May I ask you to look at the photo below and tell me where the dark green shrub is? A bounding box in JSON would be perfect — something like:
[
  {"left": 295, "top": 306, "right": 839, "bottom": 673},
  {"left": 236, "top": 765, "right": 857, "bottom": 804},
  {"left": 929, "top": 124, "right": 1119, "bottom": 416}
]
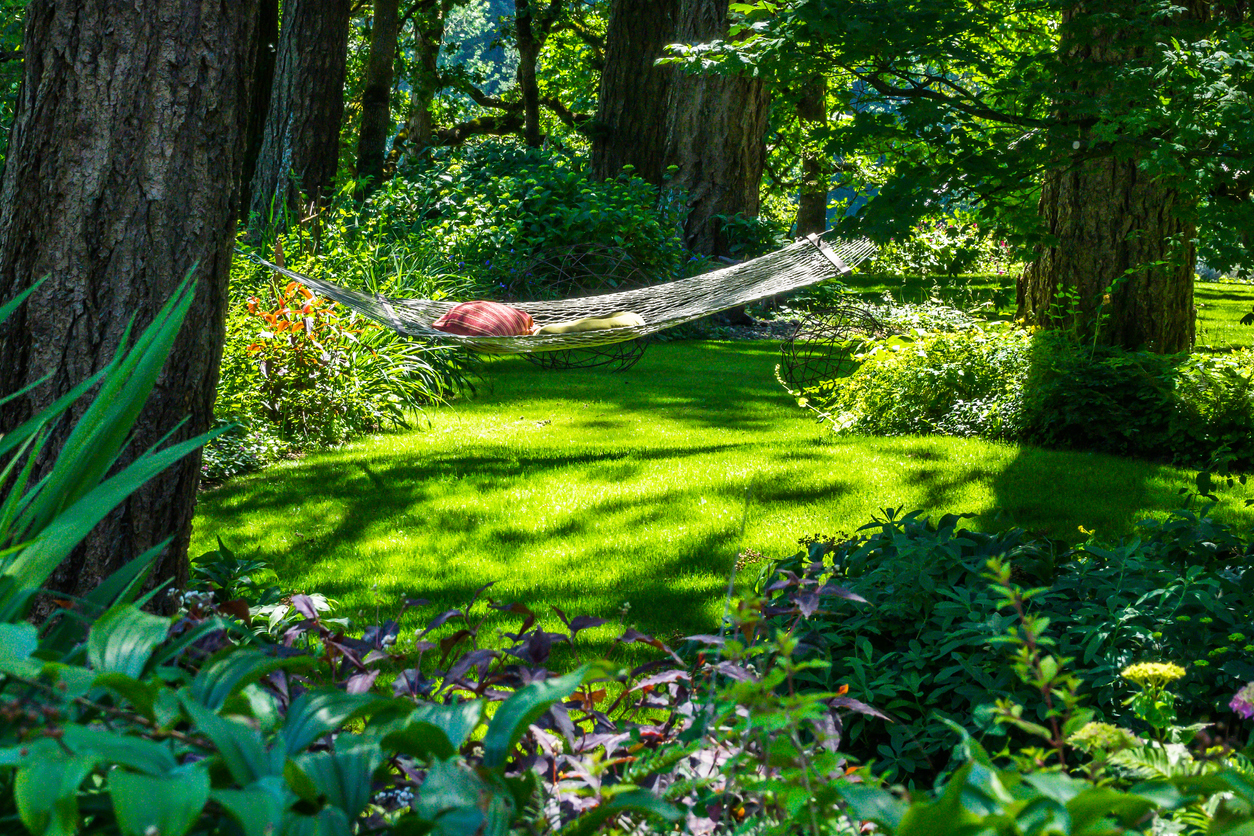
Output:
[
  {"left": 759, "top": 508, "right": 1254, "bottom": 784},
  {"left": 810, "top": 323, "right": 1254, "bottom": 469}
]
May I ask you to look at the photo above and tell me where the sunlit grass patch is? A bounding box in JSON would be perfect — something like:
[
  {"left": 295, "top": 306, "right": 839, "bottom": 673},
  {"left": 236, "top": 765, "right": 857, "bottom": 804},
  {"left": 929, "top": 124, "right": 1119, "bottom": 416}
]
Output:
[{"left": 192, "top": 340, "right": 1253, "bottom": 657}]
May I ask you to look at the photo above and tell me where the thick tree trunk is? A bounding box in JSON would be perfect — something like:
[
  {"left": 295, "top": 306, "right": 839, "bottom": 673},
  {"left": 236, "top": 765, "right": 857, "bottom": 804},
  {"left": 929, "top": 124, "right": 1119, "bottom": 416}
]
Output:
[
  {"left": 241, "top": 0, "right": 280, "bottom": 199},
  {"left": 1018, "top": 157, "right": 1196, "bottom": 352},
  {"left": 664, "top": 0, "right": 770, "bottom": 257},
  {"left": 1018, "top": 3, "right": 1204, "bottom": 353},
  {"left": 248, "top": 0, "right": 350, "bottom": 228},
  {"left": 0, "top": 0, "right": 258, "bottom": 612},
  {"left": 794, "top": 75, "right": 828, "bottom": 236},
  {"left": 403, "top": 1, "right": 449, "bottom": 156},
  {"left": 515, "top": 0, "right": 543, "bottom": 148},
  {"left": 589, "top": 0, "right": 679, "bottom": 184},
  {"left": 356, "top": 0, "right": 401, "bottom": 193}
]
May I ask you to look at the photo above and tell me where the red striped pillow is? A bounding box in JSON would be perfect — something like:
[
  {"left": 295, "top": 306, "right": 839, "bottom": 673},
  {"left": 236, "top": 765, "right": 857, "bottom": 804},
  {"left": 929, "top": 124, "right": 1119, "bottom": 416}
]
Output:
[{"left": 431, "top": 301, "right": 537, "bottom": 337}]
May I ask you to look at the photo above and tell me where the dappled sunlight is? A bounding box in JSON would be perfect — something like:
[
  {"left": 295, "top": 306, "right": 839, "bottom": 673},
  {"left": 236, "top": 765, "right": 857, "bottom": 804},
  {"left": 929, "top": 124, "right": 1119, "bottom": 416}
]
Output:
[{"left": 193, "top": 341, "right": 1254, "bottom": 645}]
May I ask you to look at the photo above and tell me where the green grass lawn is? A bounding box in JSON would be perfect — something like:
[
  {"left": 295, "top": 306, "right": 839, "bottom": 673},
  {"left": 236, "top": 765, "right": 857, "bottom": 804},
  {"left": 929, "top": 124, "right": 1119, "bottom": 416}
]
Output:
[
  {"left": 1197, "top": 280, "right": 1254, "bottom": 351},
  {"left": 191, "top": 339, "right": 1254, "bottom": 653}
]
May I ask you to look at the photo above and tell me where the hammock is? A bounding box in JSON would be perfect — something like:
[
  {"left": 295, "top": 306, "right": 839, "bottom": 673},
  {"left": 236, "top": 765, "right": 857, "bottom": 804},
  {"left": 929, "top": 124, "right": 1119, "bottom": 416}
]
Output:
[{"left": 236, "top": 234, "right": 877, "bottom": 354}]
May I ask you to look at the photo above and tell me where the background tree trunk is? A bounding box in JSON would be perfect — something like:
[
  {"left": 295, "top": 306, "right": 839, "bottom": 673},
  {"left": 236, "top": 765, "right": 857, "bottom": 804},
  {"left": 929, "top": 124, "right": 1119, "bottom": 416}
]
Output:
[
  {"left": 1018, "top": 3, "right": 1204, "bottom": 352},
  {"left": 515, "top": 0, "right": 543, "bottom": 147},
  {"left": 356, "top": 0, "right": 401, "bottom": 194},
  {"left": 403, "top": 0, "right": 451, "bottom": 156},
  {"left": 794, "top": 75, "right": 828, "bottom": 236},
  {"left": 248, "top": 0, "right": 351, "bottom": 228},
  {"left": 590, "top": 0, "right": 679, "bottom": 184},
  {"left": 1018, "top": 157, "right": 1196, "bottom": 352},
  {"left": 0, "top": 0, "right": 258, "bottom": 613},
  {"left": 664, "top": 0, "right": 770, "bottom": 257},
  {"left": 241, "top": 0, "right": 279, "bottom": 202}
]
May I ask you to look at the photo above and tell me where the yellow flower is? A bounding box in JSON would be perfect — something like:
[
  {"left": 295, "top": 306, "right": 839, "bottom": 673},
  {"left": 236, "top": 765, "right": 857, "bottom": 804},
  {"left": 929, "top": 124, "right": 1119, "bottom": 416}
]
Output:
[
  {"left": 1121, "top": 662, "right": 1186, "bottom": 687},
  {"left": 1067, "top": 722, "right": 1142, "bottom": 754}
]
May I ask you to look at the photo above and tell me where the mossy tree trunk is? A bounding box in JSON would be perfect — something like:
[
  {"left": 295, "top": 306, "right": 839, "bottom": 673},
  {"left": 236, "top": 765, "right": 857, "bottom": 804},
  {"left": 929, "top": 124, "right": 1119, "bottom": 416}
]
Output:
[
  {"left": 794, "top": 74, "right": 828, "bottom": 237},
  {"left": 0, "top": 0, "right": 259, "bottom": 613}
]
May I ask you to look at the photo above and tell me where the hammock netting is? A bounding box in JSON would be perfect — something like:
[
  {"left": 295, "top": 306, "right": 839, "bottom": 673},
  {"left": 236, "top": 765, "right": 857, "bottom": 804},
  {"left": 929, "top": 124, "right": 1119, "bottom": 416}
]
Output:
[{"left": 237, "top": 234, "right": 877, "bottom": 355}]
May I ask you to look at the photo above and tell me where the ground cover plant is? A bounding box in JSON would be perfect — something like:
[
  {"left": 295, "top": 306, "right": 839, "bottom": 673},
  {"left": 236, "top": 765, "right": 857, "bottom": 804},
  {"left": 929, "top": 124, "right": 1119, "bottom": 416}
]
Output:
[{"left": 190, "top": 339, "right": 1254, "bottom": 654}]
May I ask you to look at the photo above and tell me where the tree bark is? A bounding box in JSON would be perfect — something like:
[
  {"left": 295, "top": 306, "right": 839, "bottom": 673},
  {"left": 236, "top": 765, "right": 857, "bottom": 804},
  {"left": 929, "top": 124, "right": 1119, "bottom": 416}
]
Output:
[
  {"left": 589, "top": 0, "right": 679, "bottom": 184},
  {"left": 248, "top": 0, "right": 351, "bottom": 228},
  {"left": 241, "top": 0, "right": 279, "bottom": 198},
  {"left": 794, "top": 75, "right": 828, "bottom": 236},
  {"left": 1018, "top": 3, "right": 1205, "bottom": 352},
  {"left": 0, "top": 0, "right": 258, "bottom": 612},
  {"left": 515, "top": 0, "right": 543, "bottom": 147},
  {"left": 1018, "top": 156, "right": 1196, "bottom": 352},
  {"left": 356, "top": 0, "right": 401, "bottom": 193},
  {"left": 403, "top": 0, "right": 451, "bottom": 156},
  {"left": 664, "top": 0, "right": 770, "bottom": 257}
]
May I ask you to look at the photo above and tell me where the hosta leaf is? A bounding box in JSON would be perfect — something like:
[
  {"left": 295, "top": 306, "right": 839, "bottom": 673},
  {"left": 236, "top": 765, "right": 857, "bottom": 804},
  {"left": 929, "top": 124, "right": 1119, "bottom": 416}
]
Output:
[
  {"left": 87, "top": 604, "right": 170, "bottom": 679},
  {"left": 211, "top": 776, "right": 288, "bottom": 836},
  {"left": 110, "top": 765, "right": 209, "bottom": 836},
  {"left": 191, "top": 647, "right": 307, "bottom": 712},
  {"left": 14, "top": 755, "right": 94, "bottom": 836},
  {"left": 280, "top": 690, "right": 379, "bottom": 755},
  {"left": 0, "top": 622, "right": 39, "bottom": 677}
]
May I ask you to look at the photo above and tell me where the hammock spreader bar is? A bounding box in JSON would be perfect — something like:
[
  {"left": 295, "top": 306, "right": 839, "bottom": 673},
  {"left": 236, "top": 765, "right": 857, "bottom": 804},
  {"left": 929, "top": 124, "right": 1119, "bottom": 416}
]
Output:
[{"left": 236, "top": 234, "right": 877, "bottom": 355}]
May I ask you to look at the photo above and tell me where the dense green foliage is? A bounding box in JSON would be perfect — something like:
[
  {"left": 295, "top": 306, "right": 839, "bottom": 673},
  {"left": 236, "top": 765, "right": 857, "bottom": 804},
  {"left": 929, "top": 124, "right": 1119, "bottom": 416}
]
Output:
[
  {"left": 808, "top": 323, "right": 1254, "bottom": 469},
  {"left": 761, "top": 506, "right": 1254, "bottom": 784}
]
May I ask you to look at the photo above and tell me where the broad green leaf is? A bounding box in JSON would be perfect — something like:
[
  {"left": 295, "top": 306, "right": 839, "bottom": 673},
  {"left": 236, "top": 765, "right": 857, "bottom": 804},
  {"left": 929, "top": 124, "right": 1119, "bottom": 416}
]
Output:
[
  {"left": 414, "top": 759, "right": 486, "bottom": 817},
  {"left": 111, "top": 765, "right": 209, "bottom": 836},
  {"left": 896, "top": 763, "right": 983, "bottom": 836},
  {"left": 62, "top": 725, "right": 177, "bottom": 775},
  {"left": 180, "top": 691, "right": 279, "bottom": 785},
  {"left": 379, "top": 702, "right": 484, "bottom": 761},
  {"left": 481, "top": 667, "right": 585, "bottom": 769},
  {"left": 283, "top": 807, "right": 353, "bottom": 836},
  {"left": 0, "top": 622, "right": 39, "bottom": 677},
  {"left": 14, "top": 755, "right": 94, "bottom": 836},
  {"left": 560, "top": 789, "right": 680, "bottom": 836},
  {"left": 280, "top": 690, "right": 379, "bottom": 754},
  {"left": 1065, "top": 786, "right": 1158, "bottom": 833},
  {"left": 834, "top": 783, "right": 908, "bottom": 831},
  {"left": 92, "top": 673, "right": 160, "bottom": 721},
  {"left": 87, "top": 603, "right": 170, "bottom": 678},
  {"left": 191, "top": 647, "right": 307, "bottom": 712},
  {"left": 294, "top": 741, "right": 383, "bottom": 821},
  {"left": 211, "top": 777, "right": 288, "bottom": 836}
]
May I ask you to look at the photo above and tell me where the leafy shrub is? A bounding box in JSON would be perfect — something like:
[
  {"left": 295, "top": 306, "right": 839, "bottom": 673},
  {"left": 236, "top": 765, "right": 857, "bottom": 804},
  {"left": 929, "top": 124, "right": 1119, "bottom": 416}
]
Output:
[
  {"left": 812, "top": 325, "right": 1032, "bottom": 441},
  {"left": 867, "top": 215, "right": 1020, "bottom": 278},
  {"left": 214, "top": 276, "right": 466, "bottom": 453},
  {"left": 401, "top": 141, "right": 690, "bottom": 289},
  {"left": 755, "top": 507, "right": 1254, "bottom": 784},
  {"left": 809, "top": 322, "right": 1254, "bottom": 469}
]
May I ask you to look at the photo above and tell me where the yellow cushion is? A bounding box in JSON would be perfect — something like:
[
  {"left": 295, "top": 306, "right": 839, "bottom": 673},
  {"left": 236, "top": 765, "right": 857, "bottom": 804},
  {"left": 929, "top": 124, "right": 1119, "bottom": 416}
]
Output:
[{"left": 536, "top": 311, "right": 645, "bottom": 335}]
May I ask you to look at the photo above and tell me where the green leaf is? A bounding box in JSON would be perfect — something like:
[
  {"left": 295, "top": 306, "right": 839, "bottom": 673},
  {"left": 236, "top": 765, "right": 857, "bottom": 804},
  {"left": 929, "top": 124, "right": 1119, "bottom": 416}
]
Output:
[
  {"left": 1065, "top": 786, "right": 1158, "bottom": 833},
  {"left": 180, "top": 691, "right": 279, "bottom": 785},
  {"left": 14, "top": 755, "right": 94, "bottom": 836},
  {"left": 414, "top": 760, "right": 488, "bottom": 826},
  {"left": 62, "top": 725, "right": 177, "bottom": 775},
  {"left": 111, "top": 765, "right": 209, "bottom": 836},
  {"left": 560, "top": 789, "right": 680, "bottom": 836},
  {"left": 92, "top": 673, "right": 160, "bottom": 721},
  {"left": 835, "top": 782, "right": 908, "bottom": 831},
  {"left": 481, "top": 667, "right": 585, "bottom": 769},
  {"left": 87, "top": 603, "right": 170, "bottom": 678},
  {"left": 280, "top": 690, "right": 379, "bottom": 755},
  {"left": 191, "top": 647, "right": 307, "bottom": 712},
  {"left": 210, "top": 777, "right": 289, "bottom": 836},
  {"left": 380, "top": 702, "right": 484, "bottom": 761},
  {"left": 294, "top": 740, "right": 383, "bottom": 820},
  {"left": 0, "top": 622, "right": 40, "bottom": 677}
]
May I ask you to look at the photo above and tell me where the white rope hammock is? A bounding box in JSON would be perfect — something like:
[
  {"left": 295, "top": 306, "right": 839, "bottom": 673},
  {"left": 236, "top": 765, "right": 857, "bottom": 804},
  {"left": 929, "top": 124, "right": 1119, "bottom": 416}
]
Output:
[{"left": 237, "top": 234, "right": 876, "bottom": 354}]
